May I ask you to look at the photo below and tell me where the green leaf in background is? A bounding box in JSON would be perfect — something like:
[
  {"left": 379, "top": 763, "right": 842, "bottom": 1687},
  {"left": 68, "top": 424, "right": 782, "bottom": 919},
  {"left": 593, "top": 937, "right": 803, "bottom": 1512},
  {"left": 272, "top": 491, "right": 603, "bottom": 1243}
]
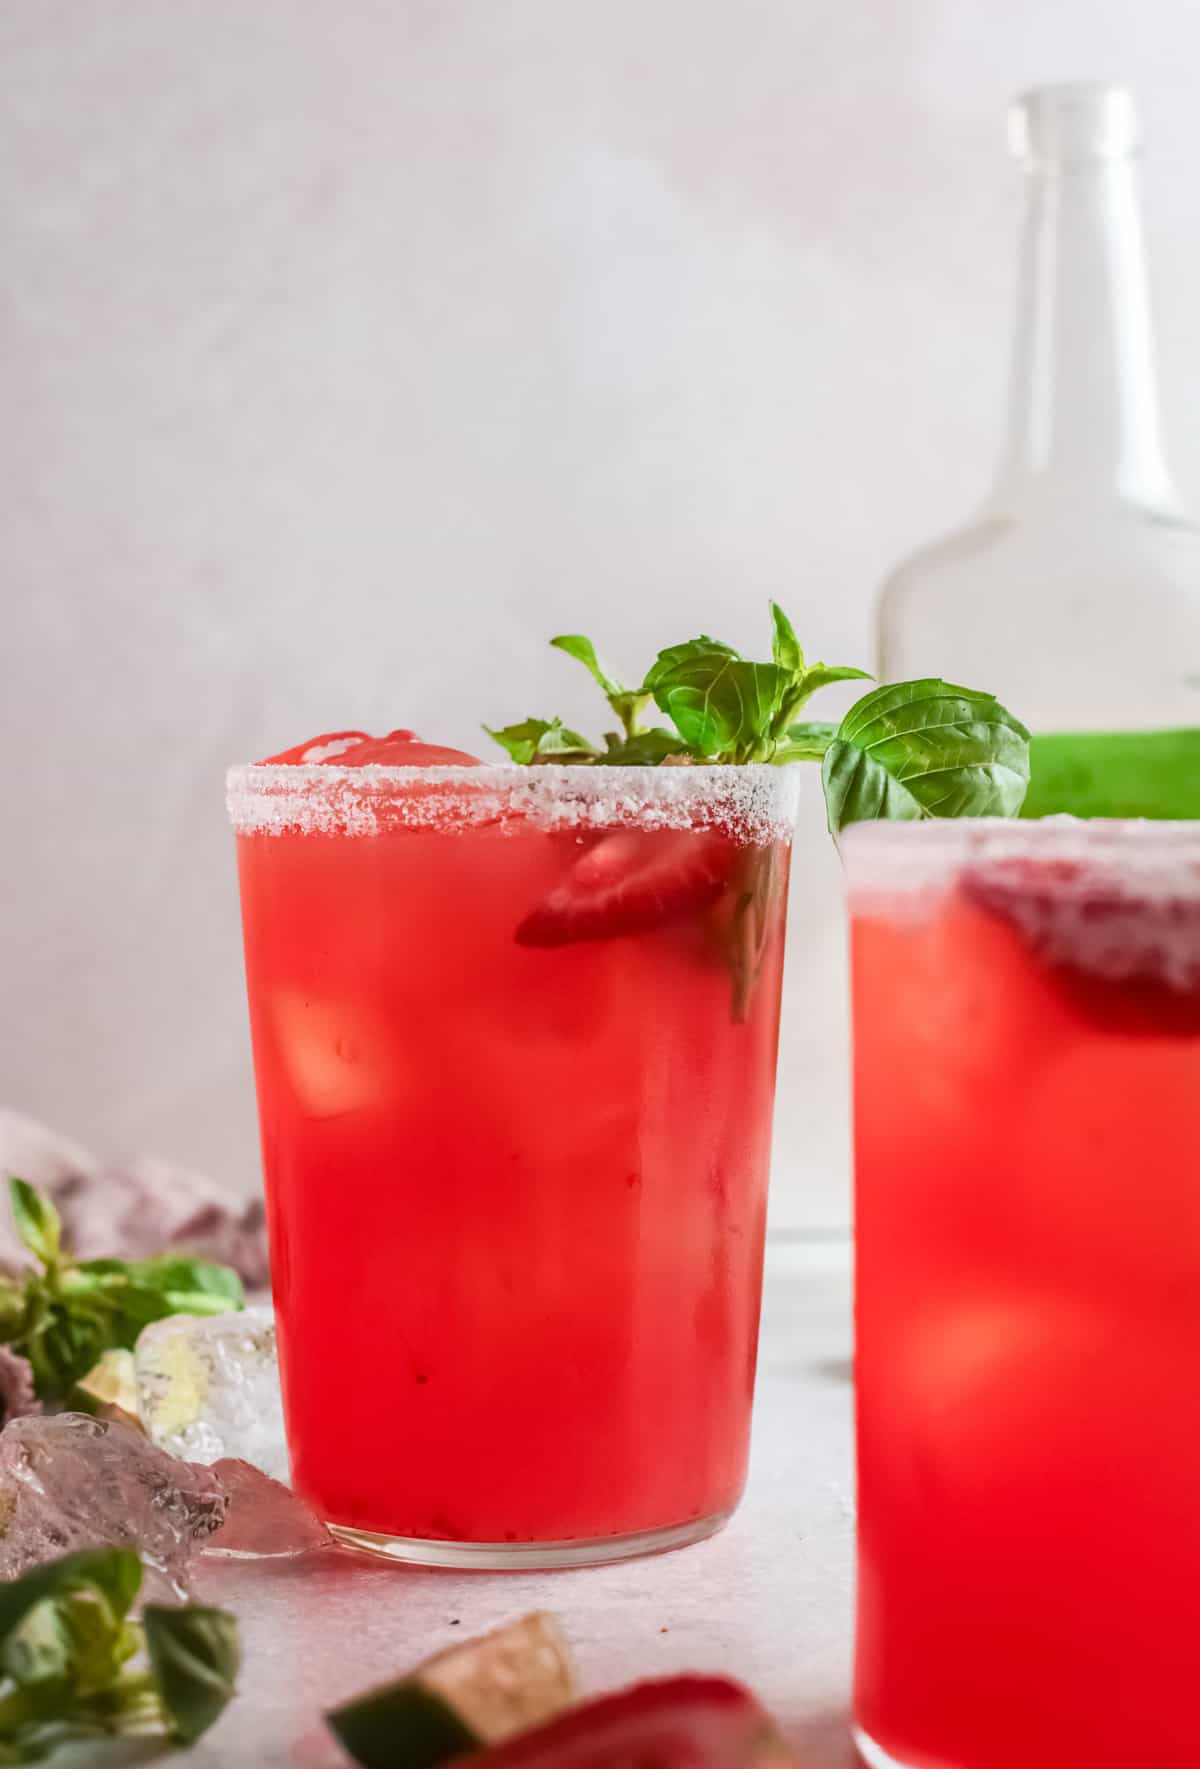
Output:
[
  {"left": 651, "top": 655, "right": 790, "bottom": 761},
  {"left": 143, "top": 1605, "right": 240, "bottom": 1745},
  {"left": 821, "top": 678, "right": 1031, "bottom": 837},
  {"left": 1022, "top": 727, "right": 1200, "bottom": 819},
  {"left": 483, "top": 718, "right": 598, "bottom": 765},
  {"left": 769, "top": 602, "right": 804, "bottom": 675},
  {"left": 7, "top": 1183, "right": 60, "bottom": 1271}
]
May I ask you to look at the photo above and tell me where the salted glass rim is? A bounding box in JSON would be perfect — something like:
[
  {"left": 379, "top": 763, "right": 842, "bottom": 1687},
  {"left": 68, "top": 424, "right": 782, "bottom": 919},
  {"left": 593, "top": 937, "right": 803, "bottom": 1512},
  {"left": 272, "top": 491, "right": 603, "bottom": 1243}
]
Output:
[
  {"left": 841, "top": 815, "right": 1200, "bottom": 900},
  {"left": 842, "top": 814, "right": 1200, "bottom": 855},
  {"left": 227, "top": 759, "right": 790, "bottom": 783},
  {"left": 225, "top": 759, "right": 803, "bottom": 839}
]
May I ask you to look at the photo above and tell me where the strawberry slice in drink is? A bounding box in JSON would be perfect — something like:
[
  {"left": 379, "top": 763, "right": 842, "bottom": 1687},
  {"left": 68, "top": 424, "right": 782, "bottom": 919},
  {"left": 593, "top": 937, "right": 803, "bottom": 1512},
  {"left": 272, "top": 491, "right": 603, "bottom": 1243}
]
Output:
[
  {"left": 447, "top": 1675, "right": 800, "bottom": 1769},
  {"left": 515, "top": 829, "right": 737, "bottom": 947}
]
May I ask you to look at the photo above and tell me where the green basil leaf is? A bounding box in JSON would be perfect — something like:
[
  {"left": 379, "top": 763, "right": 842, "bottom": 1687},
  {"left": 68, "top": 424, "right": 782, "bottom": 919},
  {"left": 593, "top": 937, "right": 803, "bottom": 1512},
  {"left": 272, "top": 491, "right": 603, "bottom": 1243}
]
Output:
[
  {"left": 143, "top": 1605, "right": 240, "bottom": 1745},
  {"left": 24, "top": 1304, "right": 112, "bottom": 1400},
  {"left": 769, "top": 602, "right": 804, "bottom": 674},
  {"left": 607, "top": 689, "right": 654, "bottom": 737},
  {"left": 641, "top": 635, "right": 739, "bottom": 694},
  {"left": 160, "top": 1290, "right": 244, "bottom": 1317},
  {"left": 4, "top": 1587, "right": 138, "bottom": 1697},
  {"left": 531, "top": 724, "right": 598, "bottom": 760},
  {"left": 550, "top": 635, "right": 652, "bottom": 739},
  {"left": 7, "top": 1182, "right": 60, "bottom": 1270},
  {"left": 0, "top": 1278, "right": 28, "bottom": 1343},
  {"left": 792, "top": 663, "right": 873, "bottom": 698},
  {"left": 65, "top": 1279, "right": 229, "bottom": 1351},
  {"left": 19, "top": 1255, "right": 241, "bottom": 1404},
  {"left": 548, "top": 634, "right": 621, "bottom": 697},
  {"left": 774, "top": 664, "right": 874, "bottom": 736},
  {"left": 86, "top": 1257, "right": 243, "bottom": 1310},
  {"left": 774, "top": 721, "right": 838, "bottom": 762},
  {"left": 822, "top": 678, "right": 1031, "bottom": 837},
  {"left": 601, "top": 729, "right": 692, "bottom": 765},
  {"left": 0, "top": 1553, "right": 141, "bottom": 1650},
  {"left": 482, "top": 718, "right": 597, "bottom": 765},
  {"left": 652, "top": 655, "right": 789, "bottom": 759},
  {"left": 0, "top": 1715, "right": 110, "bottom": 1763},
  {"left": 482, "top": 718, "right": 559, "bottom": 763}
]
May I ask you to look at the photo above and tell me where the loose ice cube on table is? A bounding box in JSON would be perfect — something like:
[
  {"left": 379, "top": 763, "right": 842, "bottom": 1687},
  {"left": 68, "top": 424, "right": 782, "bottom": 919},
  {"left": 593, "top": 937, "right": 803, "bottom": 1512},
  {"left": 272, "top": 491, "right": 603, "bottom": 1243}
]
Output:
[
  {"left": 134, "top": 1306, "right": 288, "bottom": 1481},
  {"left": 0, "top": 1413, "right": 227, "bottom": 1599},
  {"left": 208, "top": 1458, "right": 331, "bottom": 1558}
]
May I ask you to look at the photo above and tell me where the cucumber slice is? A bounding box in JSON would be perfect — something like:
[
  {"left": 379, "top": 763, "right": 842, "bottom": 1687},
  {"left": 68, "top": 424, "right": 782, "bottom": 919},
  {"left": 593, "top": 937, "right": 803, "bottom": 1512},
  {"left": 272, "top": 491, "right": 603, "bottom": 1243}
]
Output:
[{"left": 327, "top": 1611, "right": 576, "bottom": 1769}]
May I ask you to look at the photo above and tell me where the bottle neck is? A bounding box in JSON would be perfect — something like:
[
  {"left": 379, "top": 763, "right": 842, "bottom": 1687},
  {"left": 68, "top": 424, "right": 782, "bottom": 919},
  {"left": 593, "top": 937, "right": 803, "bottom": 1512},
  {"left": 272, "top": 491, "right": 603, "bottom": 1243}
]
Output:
[{"left": 994, "top": 153, "right": 1174, "bottom": 511}]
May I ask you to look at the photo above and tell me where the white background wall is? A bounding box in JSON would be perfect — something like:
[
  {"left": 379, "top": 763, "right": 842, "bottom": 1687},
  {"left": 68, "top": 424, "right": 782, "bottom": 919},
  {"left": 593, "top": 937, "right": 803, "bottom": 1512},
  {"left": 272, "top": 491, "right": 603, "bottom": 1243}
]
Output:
[{"left": 4, "top": 1, "right": 1200, "bottom": 1230}]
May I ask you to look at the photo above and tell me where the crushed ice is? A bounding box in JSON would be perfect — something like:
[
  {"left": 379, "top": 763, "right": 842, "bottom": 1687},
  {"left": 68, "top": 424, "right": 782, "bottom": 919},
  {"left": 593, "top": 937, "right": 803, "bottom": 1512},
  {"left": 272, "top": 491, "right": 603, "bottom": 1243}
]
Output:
[{"left": 135, "top": 1306, "right": 288, "bottom": 1481}]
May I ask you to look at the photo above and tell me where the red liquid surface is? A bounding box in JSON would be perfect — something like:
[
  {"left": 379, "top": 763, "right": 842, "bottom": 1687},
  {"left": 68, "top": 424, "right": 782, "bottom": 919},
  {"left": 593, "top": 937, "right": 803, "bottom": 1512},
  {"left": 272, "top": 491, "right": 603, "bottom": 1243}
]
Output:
[
  {"left": 852, "top": 879, "right": 1200, "bottom": 1769},
  {"left": 236, "top": 799, "right": 789, "bottom": 1544}
]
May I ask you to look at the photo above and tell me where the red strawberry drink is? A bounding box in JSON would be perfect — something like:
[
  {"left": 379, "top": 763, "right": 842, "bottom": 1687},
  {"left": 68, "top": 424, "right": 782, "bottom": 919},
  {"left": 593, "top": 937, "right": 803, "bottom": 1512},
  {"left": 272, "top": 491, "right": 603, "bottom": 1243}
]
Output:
[
  {"left": 846, "top": 819, "right": 1200, "bottom": 1769},
  {"left": 228, "top": 732, "right": 799, "bottom": 1566}
]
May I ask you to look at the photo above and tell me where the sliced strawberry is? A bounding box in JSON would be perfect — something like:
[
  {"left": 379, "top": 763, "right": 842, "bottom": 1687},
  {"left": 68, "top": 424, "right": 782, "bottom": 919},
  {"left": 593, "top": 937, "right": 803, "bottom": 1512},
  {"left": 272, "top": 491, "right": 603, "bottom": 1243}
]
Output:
[
  {"left": 262, "top": 729, "right": 480, "bottom": 767},
  {"left": 340, "top": 730, "right": 481, "bottom": 767},
  {"left": 263, "top": 729, "right": 373, "bottom": 764},
  {"left": 962, "top": 855, "right": 1200, "bottom": 1034},
  {"left": 448, "top": 1674, "right": 798, "bottom": 1769},
  {"left": 516, "top": 830, "right": 736, "bottom": 947}
]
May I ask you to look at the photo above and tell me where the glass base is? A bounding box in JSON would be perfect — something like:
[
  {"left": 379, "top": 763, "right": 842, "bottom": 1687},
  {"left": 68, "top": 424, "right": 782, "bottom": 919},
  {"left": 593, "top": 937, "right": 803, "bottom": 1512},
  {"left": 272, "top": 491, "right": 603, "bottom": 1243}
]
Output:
[
  {"left": 327, "top": 1510, "right": 731, "bottom": 1570},
  {"left": 853, "top": 1723, "right": 963, "bottom": 1769}
]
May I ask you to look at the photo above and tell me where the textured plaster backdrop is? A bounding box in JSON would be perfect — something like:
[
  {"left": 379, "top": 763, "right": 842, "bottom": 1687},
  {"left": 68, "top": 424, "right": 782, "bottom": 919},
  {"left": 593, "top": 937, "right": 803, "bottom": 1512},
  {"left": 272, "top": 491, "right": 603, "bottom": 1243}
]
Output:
[{"left": 4, "top": 3, "right": 1200, "bottom": 1229}]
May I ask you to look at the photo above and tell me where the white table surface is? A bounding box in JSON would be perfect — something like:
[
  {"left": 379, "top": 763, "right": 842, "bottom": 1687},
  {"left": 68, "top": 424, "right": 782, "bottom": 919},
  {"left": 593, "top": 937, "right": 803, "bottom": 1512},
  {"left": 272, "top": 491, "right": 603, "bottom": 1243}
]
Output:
[{"left": 103, "top": 1239, "right": 859, "bottom": 1769}]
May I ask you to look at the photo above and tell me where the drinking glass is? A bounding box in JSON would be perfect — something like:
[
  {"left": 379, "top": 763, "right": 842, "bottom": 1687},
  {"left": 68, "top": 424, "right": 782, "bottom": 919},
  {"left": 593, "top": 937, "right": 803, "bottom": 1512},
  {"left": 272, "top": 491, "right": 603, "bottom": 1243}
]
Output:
[
  {"left": 846, "top": 817, "right": 1200, "bottom": 1769},
  {"left": 228, "top": 758, "right": 799, "bottom": 1568}
]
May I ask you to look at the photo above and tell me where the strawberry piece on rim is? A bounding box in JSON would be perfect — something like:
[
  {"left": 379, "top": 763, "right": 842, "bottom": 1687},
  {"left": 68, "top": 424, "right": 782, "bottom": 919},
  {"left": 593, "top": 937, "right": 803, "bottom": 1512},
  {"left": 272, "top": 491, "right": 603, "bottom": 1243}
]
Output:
[
  {"left": 515, "top": 830, "right": 736, "bottom": 947},
  {"left": 262, "top": 729, "right": 480, "bottom": 767}
]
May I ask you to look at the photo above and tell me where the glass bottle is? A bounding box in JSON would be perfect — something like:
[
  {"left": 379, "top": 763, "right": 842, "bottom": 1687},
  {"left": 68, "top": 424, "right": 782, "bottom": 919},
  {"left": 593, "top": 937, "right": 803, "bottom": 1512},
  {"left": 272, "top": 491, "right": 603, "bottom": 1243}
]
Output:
[{"left": 876, "top": 83, "right": 1200, "bottom": 816}]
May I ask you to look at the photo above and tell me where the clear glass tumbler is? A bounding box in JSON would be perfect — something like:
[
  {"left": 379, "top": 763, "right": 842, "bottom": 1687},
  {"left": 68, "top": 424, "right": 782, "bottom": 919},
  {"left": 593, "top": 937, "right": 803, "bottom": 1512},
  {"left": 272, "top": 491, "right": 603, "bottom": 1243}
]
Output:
[
  {"left": 846, "top": 817, "right": 1200, "bottom": 1769},
  {"left": 228, "top": 758, "right": 799, "bottom": 1568}
]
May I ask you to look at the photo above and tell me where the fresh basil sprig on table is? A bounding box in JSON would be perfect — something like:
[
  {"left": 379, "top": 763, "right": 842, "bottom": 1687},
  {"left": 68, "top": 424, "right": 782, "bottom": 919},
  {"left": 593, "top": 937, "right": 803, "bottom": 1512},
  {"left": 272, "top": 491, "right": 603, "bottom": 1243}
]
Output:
[
  {"left": 0, "top": 1180, "right": 244, "bottom": 1408},
  {"left": 0, "top": 1549, "right": 238, "bottom": 1761},
  {"left": 485, "top": 603, "right": 1030, "bottom": 830}
]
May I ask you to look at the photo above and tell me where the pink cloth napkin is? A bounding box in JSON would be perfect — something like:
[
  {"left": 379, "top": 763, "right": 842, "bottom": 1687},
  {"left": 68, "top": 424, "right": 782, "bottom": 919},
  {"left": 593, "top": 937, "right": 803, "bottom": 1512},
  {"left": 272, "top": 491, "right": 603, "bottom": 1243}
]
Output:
[{"left": 0, "top": 1108, "right": 269, "bottom": 1288}]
